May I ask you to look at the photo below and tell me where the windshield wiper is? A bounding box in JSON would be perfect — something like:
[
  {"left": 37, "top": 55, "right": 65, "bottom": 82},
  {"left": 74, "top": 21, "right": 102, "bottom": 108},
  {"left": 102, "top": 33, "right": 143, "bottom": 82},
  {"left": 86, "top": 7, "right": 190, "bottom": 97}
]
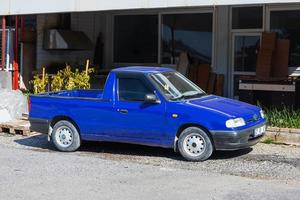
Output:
[
  {"left": 183, "top": 92, "right": 206, "bottom": 99},
  {"left": 170, "top": 95, "right": 185, "bottom": 101}
]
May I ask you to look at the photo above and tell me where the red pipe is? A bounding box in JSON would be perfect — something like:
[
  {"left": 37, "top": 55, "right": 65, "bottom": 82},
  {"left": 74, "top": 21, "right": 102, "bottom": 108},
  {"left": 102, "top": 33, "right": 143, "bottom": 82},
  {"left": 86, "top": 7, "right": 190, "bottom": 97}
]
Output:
[
  {"left": 1, "top": 16, "right": 6, "bottom": 70},
  {"left": 13, "top": 16, "right": 19, "bottom": 90}
]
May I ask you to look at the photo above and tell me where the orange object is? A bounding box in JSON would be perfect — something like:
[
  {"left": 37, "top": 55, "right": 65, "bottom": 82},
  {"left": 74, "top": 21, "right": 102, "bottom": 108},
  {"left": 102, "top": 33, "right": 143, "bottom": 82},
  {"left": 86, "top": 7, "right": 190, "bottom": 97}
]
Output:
[{"left": 12, "top": 61, "right": 19, "bottom": 90}]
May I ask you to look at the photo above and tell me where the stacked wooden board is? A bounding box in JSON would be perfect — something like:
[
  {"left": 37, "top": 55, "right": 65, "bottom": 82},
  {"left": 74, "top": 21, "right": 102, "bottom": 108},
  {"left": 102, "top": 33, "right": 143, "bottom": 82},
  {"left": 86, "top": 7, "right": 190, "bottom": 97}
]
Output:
[{"left": 0, "top": 117, "right": 31, "bottom": 136}]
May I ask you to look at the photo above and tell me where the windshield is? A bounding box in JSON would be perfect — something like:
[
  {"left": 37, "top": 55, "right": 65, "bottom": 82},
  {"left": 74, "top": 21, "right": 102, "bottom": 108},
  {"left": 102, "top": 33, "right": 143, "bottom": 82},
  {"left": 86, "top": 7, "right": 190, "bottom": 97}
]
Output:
[{"left": 150, "top": 71, "right": 206, "bottom": 100}]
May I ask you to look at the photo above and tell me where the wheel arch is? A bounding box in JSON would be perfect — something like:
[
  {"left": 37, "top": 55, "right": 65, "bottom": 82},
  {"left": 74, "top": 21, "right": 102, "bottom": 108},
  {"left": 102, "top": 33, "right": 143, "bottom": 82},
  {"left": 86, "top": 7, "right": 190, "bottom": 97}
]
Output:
[
  {"left": 174, "top": 123, "right": 214, "bottom": 152},
  {"left": 50, "top": 115, "right": 81, "bottom": 135}
]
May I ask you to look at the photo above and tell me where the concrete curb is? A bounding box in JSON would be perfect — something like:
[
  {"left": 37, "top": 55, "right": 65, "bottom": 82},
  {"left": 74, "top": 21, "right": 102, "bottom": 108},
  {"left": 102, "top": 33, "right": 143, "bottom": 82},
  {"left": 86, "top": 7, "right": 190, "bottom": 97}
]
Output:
[{"left": 263, "top": 127, "right": 300, "bottom": 146}]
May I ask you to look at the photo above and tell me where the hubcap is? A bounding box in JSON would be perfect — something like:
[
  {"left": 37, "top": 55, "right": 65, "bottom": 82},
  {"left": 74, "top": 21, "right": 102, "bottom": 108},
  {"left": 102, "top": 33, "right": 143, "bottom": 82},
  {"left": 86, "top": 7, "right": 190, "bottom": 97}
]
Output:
[
  {"left": 183, "top": 134, "right": 206, "bottom": 157},
  {"left": 55, "top": 126, "right": 73, "bottom": 148}
]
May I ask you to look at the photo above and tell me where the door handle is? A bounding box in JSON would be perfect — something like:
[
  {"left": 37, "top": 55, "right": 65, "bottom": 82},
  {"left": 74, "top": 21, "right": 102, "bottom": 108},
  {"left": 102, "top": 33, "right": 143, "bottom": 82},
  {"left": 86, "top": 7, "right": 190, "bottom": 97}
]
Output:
[{"left": 117, "top": 109, "right": 128, "bottom": 114}]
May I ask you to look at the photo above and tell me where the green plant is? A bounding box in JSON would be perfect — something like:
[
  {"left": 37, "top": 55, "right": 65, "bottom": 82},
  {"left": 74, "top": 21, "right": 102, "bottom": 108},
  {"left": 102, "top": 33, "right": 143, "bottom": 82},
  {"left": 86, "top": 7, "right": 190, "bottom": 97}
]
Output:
[
  {"left": 261, "top": 137, "right": 274, "bottom": 144},
  {"left": 51, "top": 64, "right": 94, "bottom": 91},
  {"left": 265, "top": 107, "right": 300, "bottom": 129},
  {"left": 30, "top": 74, "right": 49, "bottom": 94}
]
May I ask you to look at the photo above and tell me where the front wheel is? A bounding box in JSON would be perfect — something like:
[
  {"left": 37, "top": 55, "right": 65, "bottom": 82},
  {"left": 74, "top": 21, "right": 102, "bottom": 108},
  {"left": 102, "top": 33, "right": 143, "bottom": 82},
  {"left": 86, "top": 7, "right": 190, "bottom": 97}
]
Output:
[
  {"left": 51, "top": 120, "right": 81, "bottom": 152},
  {"left": 178, "top": 127, "right": 213, "bottom": 161}
]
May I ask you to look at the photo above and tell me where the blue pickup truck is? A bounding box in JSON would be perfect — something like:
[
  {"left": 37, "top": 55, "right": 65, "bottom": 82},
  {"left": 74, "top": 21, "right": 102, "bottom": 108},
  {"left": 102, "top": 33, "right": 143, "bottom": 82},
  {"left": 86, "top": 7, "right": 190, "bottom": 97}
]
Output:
[{"left": 29, "top": 66, "right": 267, "bottom": 161}]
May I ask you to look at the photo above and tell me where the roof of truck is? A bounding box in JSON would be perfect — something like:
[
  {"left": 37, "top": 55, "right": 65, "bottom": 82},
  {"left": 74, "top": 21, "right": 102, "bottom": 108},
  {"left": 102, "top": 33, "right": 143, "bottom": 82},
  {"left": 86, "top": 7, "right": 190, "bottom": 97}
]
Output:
[{"left": 112, "top": 66, "right": 175, "bottom": 74}]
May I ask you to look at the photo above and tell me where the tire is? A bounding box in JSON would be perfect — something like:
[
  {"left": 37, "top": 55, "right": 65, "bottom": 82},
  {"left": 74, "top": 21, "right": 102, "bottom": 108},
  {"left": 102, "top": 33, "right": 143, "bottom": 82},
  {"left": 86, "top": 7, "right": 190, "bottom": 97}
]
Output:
[
  {"left": 51, "top": 120, "right": 81, "bottom": 152},
  {"left": 178, "top": 127, "right": 213, "bottom": 161}
]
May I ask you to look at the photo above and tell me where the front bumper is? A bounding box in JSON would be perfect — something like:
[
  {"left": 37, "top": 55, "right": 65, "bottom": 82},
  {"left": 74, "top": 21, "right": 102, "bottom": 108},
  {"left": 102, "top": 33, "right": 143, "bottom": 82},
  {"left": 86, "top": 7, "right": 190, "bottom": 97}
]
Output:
[{"left": 210, "top": 122, "right": 267, "bottom": 151}]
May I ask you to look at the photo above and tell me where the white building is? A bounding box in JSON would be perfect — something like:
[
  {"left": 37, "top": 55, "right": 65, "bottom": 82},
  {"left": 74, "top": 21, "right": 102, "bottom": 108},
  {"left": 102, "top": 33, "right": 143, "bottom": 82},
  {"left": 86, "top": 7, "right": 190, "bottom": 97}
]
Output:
[{"left": 1, "top": 0, "right": 300, "bottom": 105}]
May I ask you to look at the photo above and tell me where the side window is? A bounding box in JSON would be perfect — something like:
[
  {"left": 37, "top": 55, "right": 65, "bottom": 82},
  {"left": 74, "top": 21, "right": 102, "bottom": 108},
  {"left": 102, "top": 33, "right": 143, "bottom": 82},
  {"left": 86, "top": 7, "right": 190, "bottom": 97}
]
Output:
[{"left": 118, "top": 78, "right": 153, "bottom": 102}]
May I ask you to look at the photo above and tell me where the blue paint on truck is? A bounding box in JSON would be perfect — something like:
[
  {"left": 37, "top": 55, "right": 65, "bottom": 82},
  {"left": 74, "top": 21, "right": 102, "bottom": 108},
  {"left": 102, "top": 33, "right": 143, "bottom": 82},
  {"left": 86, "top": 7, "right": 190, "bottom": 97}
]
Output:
[{"left": 29, "top": 67, "right": 267, "bottom": 161}]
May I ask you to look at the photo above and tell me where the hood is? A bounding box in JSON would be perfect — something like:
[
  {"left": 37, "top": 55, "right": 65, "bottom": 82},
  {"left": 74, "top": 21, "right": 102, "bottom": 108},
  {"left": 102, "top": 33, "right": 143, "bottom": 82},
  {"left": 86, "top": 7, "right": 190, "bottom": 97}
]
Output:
[
  {"left": 43, "top": 29, "right": 93, "bottom": 50},
  {"left": 185, "top": 95, "right": 261, "bottom": 121}
]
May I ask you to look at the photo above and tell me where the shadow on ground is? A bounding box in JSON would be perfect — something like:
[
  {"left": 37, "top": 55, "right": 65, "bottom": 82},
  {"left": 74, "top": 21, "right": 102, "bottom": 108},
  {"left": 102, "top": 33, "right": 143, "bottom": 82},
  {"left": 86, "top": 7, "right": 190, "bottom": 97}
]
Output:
[{"left": 14, "top": 134, "right": 253, "bottom": 161}]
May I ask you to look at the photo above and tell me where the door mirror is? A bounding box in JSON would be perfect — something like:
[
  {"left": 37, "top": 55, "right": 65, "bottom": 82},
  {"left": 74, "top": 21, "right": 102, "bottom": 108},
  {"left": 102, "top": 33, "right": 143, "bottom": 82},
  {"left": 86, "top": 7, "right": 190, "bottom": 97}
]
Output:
[{"left": 144, "top": 94, "right": 159, "bottom": 103}]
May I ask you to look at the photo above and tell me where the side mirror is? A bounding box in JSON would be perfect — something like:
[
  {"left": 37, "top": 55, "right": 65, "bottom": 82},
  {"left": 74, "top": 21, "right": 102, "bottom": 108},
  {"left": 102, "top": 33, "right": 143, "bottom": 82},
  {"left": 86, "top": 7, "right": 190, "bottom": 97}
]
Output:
[{"left": 144, "top": 94, "right": 159, "bottom": 104}]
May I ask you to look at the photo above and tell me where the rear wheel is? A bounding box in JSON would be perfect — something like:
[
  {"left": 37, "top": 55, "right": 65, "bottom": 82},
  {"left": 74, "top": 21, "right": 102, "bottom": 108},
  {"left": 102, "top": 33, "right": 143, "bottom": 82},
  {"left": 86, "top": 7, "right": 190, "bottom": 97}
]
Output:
[
  {"left": 51, "top": 120, "right": 81, "bottom": 152},
  {"left": 178, "top": 127, "right": 213, "bottom": 161}
]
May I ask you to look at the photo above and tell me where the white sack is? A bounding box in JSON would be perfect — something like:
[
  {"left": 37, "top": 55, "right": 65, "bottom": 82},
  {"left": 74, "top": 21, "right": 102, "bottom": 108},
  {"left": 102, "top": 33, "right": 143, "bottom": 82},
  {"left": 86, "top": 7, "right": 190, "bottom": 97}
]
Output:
[
  {"left": 0, "top": 89, "right": 28, "bottom": 121},
  {"left": 0, "top": 108, "right": 12, "bottom": 123}
]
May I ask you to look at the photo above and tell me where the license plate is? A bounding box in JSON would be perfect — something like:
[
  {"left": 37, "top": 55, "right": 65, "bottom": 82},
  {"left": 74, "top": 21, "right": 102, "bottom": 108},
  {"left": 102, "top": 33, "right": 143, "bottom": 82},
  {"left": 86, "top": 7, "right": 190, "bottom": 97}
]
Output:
[{"left": 254, "top": 125, "right": 266, "bottom": 137}]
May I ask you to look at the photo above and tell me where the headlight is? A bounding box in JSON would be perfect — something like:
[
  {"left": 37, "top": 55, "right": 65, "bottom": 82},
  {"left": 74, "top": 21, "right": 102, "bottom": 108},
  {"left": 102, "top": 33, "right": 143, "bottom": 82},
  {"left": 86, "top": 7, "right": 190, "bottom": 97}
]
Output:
[
  {"left": 260, "top": 110, "right": 265, "bottom": 119},
  {"left": 225, "top": 118, "right": 246, "bottom": 128}
]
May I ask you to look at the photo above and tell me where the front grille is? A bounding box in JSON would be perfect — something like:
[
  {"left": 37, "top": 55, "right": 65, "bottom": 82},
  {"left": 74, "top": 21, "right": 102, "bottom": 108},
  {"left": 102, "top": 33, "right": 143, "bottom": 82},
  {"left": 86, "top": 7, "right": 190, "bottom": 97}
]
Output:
[{"left": 245, "top": 113, "right": 261, "bottom": 124}]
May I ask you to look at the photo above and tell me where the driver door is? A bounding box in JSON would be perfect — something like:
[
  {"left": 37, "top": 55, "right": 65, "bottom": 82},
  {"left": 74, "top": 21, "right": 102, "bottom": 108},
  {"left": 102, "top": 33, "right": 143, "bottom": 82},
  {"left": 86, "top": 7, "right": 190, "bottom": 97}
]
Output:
[{"left": 113, "top": 76, "right": 167, "bottom": 141}]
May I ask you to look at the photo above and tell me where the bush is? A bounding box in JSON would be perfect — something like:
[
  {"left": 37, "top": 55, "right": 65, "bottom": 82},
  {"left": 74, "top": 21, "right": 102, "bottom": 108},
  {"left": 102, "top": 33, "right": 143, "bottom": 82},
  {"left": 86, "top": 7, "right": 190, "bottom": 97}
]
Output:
[
  {"left": 265, "top": 107, "right": 300, "bottom": 129},
  {"left": 51, "top": 64, "right": 94, "bottom": 91},
  {"left": 30, "top": 64, "right": 94, "bottom": 93},
  {"left": 30, "top": 74, "right": 49, "bottom": 94}
]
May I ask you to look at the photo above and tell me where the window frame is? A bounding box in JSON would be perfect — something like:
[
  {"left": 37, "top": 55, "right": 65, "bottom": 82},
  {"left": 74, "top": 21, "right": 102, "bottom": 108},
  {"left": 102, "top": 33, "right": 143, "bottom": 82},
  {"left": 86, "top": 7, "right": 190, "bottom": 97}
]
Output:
[
  {"left": 231, "top": 6, "right": 264, "bottom": 31},
  {"left": 266, "top": 4, "right": 300, "bottom": 71},
  {"left": 230, "top": 5, "right": 265, "bottom": 33},
  {"left": 228, "top": 5, "right": 266, "bottom": 98},
  {"left": 111, "top": 8, "right": 215, "bottom": 68},
  {"left": 159, "top": 10, "right": 215, "bottom": 66},
  {"left": 117, "top": 76, "right": 155, "bottom": 103},
  {"left": 232, "top": 33, "right": 262, "bottom": 74},
  {"left": 112, "top": 13, "right": 159, "bottom": 65}
]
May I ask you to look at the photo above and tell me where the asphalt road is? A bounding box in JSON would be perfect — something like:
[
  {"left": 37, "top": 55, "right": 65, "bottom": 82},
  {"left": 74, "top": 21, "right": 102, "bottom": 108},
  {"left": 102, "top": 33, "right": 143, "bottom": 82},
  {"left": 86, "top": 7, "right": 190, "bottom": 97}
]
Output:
[{"left": 0, "top": 133, "right": 299, "bottom": 200}]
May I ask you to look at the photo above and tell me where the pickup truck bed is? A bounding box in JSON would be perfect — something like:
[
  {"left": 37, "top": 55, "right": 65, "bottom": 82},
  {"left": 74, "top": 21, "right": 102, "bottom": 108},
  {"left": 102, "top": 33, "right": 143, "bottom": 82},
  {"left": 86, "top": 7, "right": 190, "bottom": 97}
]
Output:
[{"left": 40, "top": 90, "right": 103, "bottom": 99}]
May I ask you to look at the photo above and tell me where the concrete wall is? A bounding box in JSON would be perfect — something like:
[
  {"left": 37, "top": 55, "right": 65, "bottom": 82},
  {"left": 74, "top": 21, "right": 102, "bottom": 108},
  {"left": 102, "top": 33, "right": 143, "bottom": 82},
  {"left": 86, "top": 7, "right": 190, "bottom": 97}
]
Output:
[
  {"left": 1, "top": 0, "right": 298, "bottom": 15},
  {"left": 213, "top": 6, "right": 230, "bottom": 96},
  {"left": 36, "top": 12, "right": 108, "bottom": 69},
  {"left": 35, "top": 6, "right": 232, "bottom": 95}
]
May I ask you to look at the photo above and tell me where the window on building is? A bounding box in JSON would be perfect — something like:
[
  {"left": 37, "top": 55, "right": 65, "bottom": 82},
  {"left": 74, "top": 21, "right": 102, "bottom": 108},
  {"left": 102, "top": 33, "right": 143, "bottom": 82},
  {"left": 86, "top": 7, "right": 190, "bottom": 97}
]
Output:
[
  {"left": 234, "top": 35, "right": 260, "bottom": 72},
  {"left": 114, "top": 15, "right": 158, "bottom": 63},
  {"left": 118, "top": 78, "right": 153, "bottom": 102},
  {"left": 270, "top": 10, "right": 300, "bottom": 68},
  {"left": 161, "top": 13, "right": 213, "bottom": 65},
  {"left": 232, "top": 7, "right": 263, "bottom": 29}
]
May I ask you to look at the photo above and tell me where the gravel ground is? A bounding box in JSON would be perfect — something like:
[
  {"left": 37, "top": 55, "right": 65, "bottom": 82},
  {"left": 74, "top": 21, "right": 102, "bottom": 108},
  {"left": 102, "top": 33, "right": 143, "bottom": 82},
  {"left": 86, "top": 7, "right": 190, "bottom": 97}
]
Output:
[
  {"left": 0, "top": 133, "right": 300, "bottom": 200},
  {"left": 0, "top": 132, "right": 299, "bottom": 182}
]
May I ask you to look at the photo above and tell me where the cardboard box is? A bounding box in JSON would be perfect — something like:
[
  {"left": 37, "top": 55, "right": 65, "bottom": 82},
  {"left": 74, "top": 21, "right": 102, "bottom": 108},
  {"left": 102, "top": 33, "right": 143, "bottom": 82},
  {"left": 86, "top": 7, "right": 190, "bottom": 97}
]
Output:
[
  {"left": 256, "top": 50, "right": 273, "bottom": 79},
  {"left": 261, "top": 32, "right": 276, "bottom": 51},
  {"left": 214, "top": 74, "right": 224, "bottom": 96},
  {"left": 207, "top": 72, "right": 216, "bottom": 94},
  {"left": 196, "top": 64, "right": 211, "bottom": 92},
  {"left": 272, "top": 39, "right": 290, "bottom": 78}
]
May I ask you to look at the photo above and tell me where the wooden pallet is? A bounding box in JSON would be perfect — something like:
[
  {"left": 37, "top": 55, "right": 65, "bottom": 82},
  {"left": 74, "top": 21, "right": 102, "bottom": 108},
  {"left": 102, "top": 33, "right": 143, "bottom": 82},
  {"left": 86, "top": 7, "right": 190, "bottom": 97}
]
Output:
[{"left": 0, "top": 118, "right": 31, "bottom": 136}]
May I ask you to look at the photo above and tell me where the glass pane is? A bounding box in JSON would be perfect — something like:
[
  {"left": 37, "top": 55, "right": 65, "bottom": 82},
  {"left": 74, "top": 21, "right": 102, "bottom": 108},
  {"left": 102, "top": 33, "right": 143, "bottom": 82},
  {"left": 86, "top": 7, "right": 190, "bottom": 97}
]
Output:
[
  {"left": 119, "top": 78, "right": 152, "bottom": 101},
  {"left": 232, "top": 7, "right": 263, "bottom": 29},
  {"left": 114, "top": 15, "right": 158, "bottom": 63},
  {"left": 234, "top": 36, "right": 260, "bottom": 72},
  {"left": 270, "top": 10, "right": 300, "bottom": 67},
  {"left": 161, "top": 13, "right": 213, "bottom": 65}
]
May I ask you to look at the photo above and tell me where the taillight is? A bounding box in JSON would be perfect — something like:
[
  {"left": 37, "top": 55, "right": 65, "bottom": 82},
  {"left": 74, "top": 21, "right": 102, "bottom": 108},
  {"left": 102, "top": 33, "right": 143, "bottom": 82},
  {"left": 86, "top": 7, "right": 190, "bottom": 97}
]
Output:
[{"left": 28, "top": 96, "right": 31, "bottom": 112}]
